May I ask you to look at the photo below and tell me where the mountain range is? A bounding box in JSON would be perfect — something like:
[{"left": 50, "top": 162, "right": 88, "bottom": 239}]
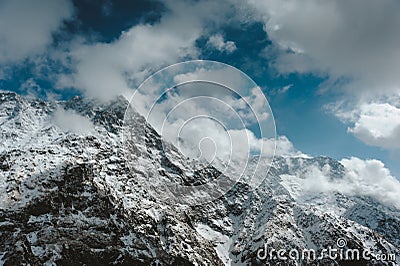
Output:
[{"left": 0, "top": 91, "right": 399, "bottom": 265}]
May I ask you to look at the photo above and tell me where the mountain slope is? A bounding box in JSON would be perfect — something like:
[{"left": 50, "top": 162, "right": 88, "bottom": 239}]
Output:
[{"left": 0, "top": 91, "right": 399, "bottom": 265}]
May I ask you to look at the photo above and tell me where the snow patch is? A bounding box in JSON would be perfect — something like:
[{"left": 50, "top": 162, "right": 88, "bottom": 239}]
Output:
[
  {"left": 0, "top": 252, "right": 5, "bottom": 265},
  {"left": 195, "top": 224, "right": 231, "bottom": 265}
]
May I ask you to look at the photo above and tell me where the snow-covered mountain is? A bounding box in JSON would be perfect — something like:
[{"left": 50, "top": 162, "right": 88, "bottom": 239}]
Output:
[{"left": 0, "top": 91, "right": 399, "bottom": 265}]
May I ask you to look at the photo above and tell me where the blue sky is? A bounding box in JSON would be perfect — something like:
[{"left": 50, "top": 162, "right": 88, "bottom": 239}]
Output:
[{"left": 0, "top": 0, "right": 399, "bottom": 178}]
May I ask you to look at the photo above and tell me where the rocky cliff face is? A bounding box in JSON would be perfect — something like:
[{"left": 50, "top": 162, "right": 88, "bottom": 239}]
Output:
[{"left": 0, "top": 91, "right": 399, "bottom": 265}]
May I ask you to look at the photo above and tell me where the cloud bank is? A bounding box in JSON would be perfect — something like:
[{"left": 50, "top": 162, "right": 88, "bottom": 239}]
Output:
[
  {"left": 52, "top": 108, "right": 95, "bottom": 135},
  {"left": 245, "top": 0, "right": 400, "bottom": 96},
  {"left": 345, "top": 103, "right": 400, "bottom": 150},
  {"left": 56, "top": 0, "right": 236, "bottom": 101},
  {"left": 300, "top": 157, "right": 400, "bottom": 209},
  {"left": 241, "top": 0, "right": 400, "bottom": 153},
  {"left": 0, "top": 0, "right": 73, "bottom": 64}
]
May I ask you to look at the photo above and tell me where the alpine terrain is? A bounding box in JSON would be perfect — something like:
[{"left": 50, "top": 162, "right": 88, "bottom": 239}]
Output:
[{"left": 0, "top": 90, "right": 399, "bottom": 265}]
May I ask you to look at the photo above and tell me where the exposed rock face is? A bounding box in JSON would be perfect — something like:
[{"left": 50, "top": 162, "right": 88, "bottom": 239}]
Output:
[{"left": 0, "top": 91, "right": 399, "bottom": 265}]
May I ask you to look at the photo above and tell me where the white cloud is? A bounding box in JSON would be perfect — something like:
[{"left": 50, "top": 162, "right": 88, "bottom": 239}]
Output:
[
  {"left": 19, "top": 78, "right": 43, "bottom": 98},
  {"left": 57, "top": 24, "right": 199, "bottom": 101},
  {"left": 274, "top": 136, "right": 304, "bottom": 157},
  {"left": 287, "top": 157, "right": 400, "bottom": 209},
  {"left": 263, "top": 84, "right": 293, "bottom": 96},
  {"left": 348, "top": 103, "right": 400, "bottom": 149},
  {"left": 169, "top": 66, "right": 272, "bottom": 126},
  {"left": 207, "top": 34, "right": 237, "bottom": 53},
  {"left": 329, "top": 99, "right": 400, "bottom": 150},
  {"left": 246, "top": 134, "right": 304, "bottom": 158},
  {"left": 278, "top": 84, "right": 292, "bottom": 94},
  {"left": 244, "top": 0, "right": 400, "bottom": 97},
  {"left": 124, "top": 60, "right": 285, "bottom": 179},
  {"left": 127, "top": 61, "right": 277, "bottom": 172},
  {"left": 240, "top": 0, "right": 400, "bottom": 154},
  {"left": 340, "top": 157, "right": 400, "bottom": 208},
  {"left": 241, "top": 87, "right": 270, "bottom": 122},
  {"left": 57, "top": 0, "right": 235, "bottom": 101},
  {"left": 52, "top": 108, "right": 95, "bottom": 135},
  {"left": 0, "top": 0, "right": 74, "bottom": 64},
  {"left": 172, "top": 65, "right": 250, "bottom": 92},
  {"left": 150, "top": 95, "right": 272, "bottom": 163}
]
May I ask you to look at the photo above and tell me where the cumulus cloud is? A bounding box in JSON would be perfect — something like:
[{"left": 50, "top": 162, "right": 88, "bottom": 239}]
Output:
[
  {"left": 347, "top": 103, "right": 400, "bottom": 149},
  {"left": 340, "top": 157, "right": 400, "bottom": 208},
  {"left": 206, "top": 34, "right": 237, "bottom": 53},
  {"left": 244, "top": 0, "right": 400, "bottom": 97},
  {"left": 169, "top": 118, "right": 300, "bottom": 164},
  {"left": 274, "top": 136, "right": 304, "bottom": 157},
  {"left": 240, "top": 0, "right": 400, "bottom": 154},
  {"left": 57, "top": 0, "right": 235, "bottom": 101},
  {"left": 329, "top": 99, "right": 400, "bottom": 150},
  {"left": 0, "top": 0, "right": 74, "bottom": 64},
  {"left": 52, "top": 108, "right": 95, "bottom": 135},
  {"left": 284, "top": 157, "right": 400, "bottom": 209},
  {"left": 148, "top": 93, "right": 275, "bottom": 164}
]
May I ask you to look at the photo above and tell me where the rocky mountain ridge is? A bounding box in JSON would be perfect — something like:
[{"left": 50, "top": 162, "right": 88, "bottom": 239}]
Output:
[{"left": 0, "top": 91, "right": 399, "bottom": 265}]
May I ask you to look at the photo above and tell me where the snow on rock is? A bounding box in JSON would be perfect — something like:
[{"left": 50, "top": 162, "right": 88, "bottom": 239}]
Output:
[
  {"left": 0, "top": 91, "right": 399, "bottom": 265},
  {"left": 196, "top": 224, "right": 232, "bottom": 265}
]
